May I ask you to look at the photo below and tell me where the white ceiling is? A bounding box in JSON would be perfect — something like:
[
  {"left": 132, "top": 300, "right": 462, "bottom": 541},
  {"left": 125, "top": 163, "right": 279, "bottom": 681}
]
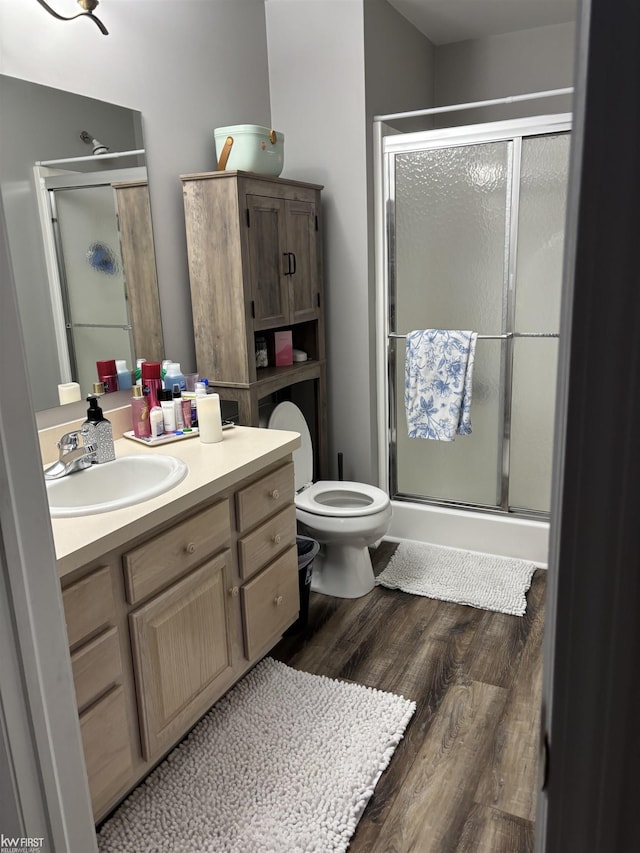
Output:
[{"left": 386, "top": 0, "right": 578, "bottom": 45}]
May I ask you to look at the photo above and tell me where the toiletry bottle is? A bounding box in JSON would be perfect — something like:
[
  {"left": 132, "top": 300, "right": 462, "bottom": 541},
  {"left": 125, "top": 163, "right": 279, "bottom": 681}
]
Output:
[
  {"left": 164, "top": 362, "right": 186, "bottom": 392},
  {"left": 172, "top": 385, "right": 185, "bottom": 430},
  {"left": 193, "top": 381, "right": 208, "bottom": 428},
  {"left": 197, "top": 392, "right": 223, "bottom": 443},
  {"left": 116, "top": 359, "right": 133, "bottom": 391},
  {"left": 161, "top": 359, "right": 172, "bottom": 387},
  {"left": 131, "top": 385, "right": 151, "bottom": 438},
  {"left": 141, "top": 361, "right": 162, "bottom": 409},
  {"left": 96, "top": 359, "right": 119, "bottom": 393},
  {"left": 150, "top": 404, "right": 164, "bottom": 438},
  {"left": 159, "top": 389, "right": 177, "bottom": 433},
  {"left": 135, "top": 358, "right": 147, "bottom": 385},
  {"left": 84, "top": 396, "right": 115, "bottom": 462}
]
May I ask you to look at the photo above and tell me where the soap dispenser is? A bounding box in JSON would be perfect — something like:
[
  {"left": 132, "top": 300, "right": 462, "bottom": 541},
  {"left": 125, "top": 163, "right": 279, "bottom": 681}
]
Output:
[{"left": 84, "top": 396, "right": 116, "bottom": 463}]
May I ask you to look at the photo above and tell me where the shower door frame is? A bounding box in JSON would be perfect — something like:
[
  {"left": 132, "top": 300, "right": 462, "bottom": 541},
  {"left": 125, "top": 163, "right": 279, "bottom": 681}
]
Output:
[{"left": 375, "top": 113, "right": 572, "bottom": 517}]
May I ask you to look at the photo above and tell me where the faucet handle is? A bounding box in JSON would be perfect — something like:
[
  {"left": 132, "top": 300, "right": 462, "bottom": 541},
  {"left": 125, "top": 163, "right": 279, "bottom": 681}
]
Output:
[{"left": 57, "top": 431, "right": 81, "bottom": 453}]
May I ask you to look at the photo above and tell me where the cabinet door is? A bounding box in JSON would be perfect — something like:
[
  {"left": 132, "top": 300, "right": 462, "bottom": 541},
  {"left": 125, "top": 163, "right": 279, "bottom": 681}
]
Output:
[
  {"left": 286, "top": 199, "right": 320, "bottom": 324},
  {"left": 246, "top": 194, "right": 290, "bottom": 329},
  {"left": 129, "top": 553, "right": 234, "bottom": 760}
]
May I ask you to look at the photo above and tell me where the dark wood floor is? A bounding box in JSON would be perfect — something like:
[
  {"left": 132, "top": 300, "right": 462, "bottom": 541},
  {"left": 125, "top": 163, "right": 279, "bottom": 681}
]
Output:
[{"left": 272, "top": 541, "right": 546, "bottom": 853}]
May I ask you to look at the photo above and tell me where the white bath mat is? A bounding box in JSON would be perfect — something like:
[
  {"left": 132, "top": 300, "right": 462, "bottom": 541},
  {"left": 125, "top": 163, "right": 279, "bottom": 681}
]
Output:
[
  {"left": 97, "top": 657, "right": 415, "bottom": 853},
  {"left": 376, "top": 540, "right": 537, "bottom": 616}
]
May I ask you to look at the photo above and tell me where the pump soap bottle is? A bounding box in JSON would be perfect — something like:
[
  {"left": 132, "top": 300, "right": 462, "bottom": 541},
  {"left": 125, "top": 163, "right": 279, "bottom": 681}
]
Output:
[{"left": 84, "top": 396, "right": 116, "bottom": 463}]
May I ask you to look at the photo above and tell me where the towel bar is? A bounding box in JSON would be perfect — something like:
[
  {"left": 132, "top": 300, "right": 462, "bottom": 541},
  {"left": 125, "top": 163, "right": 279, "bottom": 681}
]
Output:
[{"left": 388, "top": 332, "right": 559, "bottom": 340}]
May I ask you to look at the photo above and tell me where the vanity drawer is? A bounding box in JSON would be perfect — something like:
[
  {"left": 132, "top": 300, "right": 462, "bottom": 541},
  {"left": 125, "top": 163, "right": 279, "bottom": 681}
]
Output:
[
  {"left": 237, "top": 504, "right": 296, "bottom": 581},
  {"left": 123, "top": 499, "right": 231, "bottom": 604},
  {"left": 62, "top": 567, "right": 115, "bottom": 649},
  {"left": 80, "top": 684, "right": 134, "bottom": 819},
  {"left": 241, "top": 545, "right": 299, "bottom": 659},
  {"left": 235, "top": 463, "right": 295, "bottom": 533},
  {"left": 70, "top": 626, "right": 122, "bottom": 713}
]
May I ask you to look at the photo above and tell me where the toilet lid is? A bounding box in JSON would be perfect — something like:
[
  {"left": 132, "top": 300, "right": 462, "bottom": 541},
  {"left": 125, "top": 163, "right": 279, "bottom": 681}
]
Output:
[{"left": 267, "top": 402, "right": 313, "bottom": 492}]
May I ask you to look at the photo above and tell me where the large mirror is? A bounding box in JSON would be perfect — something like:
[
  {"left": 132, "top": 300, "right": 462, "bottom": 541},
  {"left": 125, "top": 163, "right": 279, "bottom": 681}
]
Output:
[{"left": 0, "top": 75, "right": 163, "bottom": 412}]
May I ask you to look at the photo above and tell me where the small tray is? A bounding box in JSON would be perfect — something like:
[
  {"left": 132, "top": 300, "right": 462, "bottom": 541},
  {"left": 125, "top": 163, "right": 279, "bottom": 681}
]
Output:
[
  {"left": 123, "top": 421, "right": 235, "bottom": 447},
  {"left": 123, "top": 428, "right": 201, "bottom": 446}
]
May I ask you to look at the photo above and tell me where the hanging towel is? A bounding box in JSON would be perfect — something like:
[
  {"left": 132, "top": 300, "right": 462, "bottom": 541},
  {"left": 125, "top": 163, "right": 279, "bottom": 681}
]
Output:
[{"left": 405, "top": 329, "right": 478, "bottom": 440}]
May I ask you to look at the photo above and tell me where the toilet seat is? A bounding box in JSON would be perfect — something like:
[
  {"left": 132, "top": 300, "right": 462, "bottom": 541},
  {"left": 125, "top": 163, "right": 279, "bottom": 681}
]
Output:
[
  {"left": 296, "top": 480, "right": 390, "bottom": 518},
  {"left": 267, "top": 402, "right": 390, "bottom": 518}
]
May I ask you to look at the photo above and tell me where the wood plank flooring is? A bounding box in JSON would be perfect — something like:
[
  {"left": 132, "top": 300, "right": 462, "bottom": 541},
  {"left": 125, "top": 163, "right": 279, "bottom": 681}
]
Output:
[{"left": 272, "top": 541, "right": 545, "bottom": 853}]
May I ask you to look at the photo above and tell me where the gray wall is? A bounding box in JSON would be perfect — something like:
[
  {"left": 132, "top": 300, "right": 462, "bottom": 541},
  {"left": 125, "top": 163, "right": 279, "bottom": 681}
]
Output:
[
  {"left": 434, "top": 23, "right": 575, "bottom": 124},
  {"left": 0, "top": 0, "right": 272, "bottom": 386}
]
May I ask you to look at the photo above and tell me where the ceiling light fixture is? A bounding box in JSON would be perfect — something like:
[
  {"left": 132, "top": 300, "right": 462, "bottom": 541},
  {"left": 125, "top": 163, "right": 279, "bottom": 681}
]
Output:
[{"left": 35, "top": 0, "right": 108, "bottom": 35}]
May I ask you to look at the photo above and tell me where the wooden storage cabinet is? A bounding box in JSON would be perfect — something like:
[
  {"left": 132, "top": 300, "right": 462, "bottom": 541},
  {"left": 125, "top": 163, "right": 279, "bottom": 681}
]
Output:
[{"left": 181, "top": 170, "right": 327, "bottom": 477}]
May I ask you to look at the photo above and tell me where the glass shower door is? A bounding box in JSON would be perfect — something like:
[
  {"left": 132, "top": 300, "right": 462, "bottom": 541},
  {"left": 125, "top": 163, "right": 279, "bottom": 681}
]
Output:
[
  {"left": 393, "top": 141, "right": 511, "bottom": 508},
  {"left": 388, "top": 125, "right": 570, "bottom": 516}
]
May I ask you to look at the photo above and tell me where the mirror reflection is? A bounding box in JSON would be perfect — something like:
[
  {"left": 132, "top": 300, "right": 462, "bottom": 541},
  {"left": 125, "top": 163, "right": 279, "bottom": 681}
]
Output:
[{"left": 0, "top": 75, "right": 163, "bottom": 411}]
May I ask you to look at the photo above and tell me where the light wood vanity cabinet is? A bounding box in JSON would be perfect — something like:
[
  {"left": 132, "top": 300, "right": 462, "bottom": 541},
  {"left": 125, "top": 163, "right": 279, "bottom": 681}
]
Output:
[
  {"left": 59, "top": 457, "right": 299, "bottom": 823},
  {"left": 181, "top": 171, "right": 328, "bottom": 477},
  {"left": 62, "top": 567, "right": 133, "bottom": 818}
]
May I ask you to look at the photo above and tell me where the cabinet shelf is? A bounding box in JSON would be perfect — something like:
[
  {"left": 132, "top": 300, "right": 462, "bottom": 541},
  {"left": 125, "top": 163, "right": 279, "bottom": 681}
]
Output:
[{"left": 211, "top": 358, "right": 324, "bottom": 390}]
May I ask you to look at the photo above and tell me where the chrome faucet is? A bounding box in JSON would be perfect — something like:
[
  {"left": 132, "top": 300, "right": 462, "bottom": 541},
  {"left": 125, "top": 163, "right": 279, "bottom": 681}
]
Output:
[{"left": 44, "top": 427, "right": 97, "bottom": 480}]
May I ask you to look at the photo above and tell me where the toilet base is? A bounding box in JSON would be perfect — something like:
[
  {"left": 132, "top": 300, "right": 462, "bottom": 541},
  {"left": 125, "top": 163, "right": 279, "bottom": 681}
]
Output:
[{"left": 310, "top": 543, "right": 375, "bottom": 599}]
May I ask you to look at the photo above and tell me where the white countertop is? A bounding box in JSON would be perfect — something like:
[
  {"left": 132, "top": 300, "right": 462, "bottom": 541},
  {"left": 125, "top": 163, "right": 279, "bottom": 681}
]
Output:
[{"left": 51, "top": 426, "right": 300, "bottom": 579}]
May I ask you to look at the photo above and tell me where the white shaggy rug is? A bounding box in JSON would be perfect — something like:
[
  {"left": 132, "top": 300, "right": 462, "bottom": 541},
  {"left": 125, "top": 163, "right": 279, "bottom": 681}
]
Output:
[
  {"left": 97, "top": 657, "right": 415, "bottom": 853},
  {"left": 376, "top": 541, "right": 537, "bottom": 616}
]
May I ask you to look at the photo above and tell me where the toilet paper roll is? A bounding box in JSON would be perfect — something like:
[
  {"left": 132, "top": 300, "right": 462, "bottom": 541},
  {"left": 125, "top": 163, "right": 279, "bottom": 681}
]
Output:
[
  {"left": 58, "top": 382, "right": 81, "bottom": 405},
  {"left": 197, "top": 393, "right": 223, "bottom": 443}
]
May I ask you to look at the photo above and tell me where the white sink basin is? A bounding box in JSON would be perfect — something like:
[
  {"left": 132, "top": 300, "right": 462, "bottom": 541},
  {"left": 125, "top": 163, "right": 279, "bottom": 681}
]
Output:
[{"left": 46, "top": 455, "right": 188, "bottom": 518}]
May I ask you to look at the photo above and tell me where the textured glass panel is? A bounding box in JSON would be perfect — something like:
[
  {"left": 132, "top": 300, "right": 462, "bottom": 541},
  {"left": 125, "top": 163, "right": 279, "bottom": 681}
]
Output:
[
  {"left": 72, "top": 325, "right": 135, "bottom": 400},
  {"left": 510, "top": 134, "right": 569, "bottom": 511},
  {"left": 55, "top": 186, "right": 129, "bottom": 326},
  {"left": 393, "top": 142, "right": 509, "bottom": 506}
]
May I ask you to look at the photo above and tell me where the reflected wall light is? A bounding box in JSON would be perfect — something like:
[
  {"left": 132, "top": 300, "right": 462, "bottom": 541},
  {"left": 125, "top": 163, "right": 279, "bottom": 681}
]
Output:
[{"left": 35, "top": 0, "right": 109, "bottom": 35}]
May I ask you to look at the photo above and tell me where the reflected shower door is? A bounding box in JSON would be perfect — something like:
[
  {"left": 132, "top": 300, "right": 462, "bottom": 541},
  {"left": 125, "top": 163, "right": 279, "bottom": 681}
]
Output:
[
  {"left": 53, "top": 184, "right": 135, "bottom": 396},
  {"left": 393, "top": 141, "right": 511, "bottom": 507}
]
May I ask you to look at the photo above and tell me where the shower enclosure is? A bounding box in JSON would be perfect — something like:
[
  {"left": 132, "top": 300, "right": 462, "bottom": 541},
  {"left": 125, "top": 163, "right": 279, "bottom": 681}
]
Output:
[{"left": 376, "top": 113, "right": 571, "bottom": 524}]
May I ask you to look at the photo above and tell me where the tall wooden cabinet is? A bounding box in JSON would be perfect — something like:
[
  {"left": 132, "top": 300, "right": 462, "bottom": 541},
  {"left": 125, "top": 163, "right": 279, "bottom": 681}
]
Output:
[{"left": 181, "top": 170, "right": 327, "bottom": 478}]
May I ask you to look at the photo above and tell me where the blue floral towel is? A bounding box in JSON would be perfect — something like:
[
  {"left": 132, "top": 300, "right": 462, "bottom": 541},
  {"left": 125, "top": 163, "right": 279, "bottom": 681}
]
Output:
[{"left": 405, "top": 329, "right": 478, "bottom": 440}]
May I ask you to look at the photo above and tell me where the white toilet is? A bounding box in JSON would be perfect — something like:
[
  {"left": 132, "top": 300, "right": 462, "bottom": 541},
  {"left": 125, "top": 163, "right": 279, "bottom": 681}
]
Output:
[{"left": 268, "top": 402, "right": 392, "bottom": 599}]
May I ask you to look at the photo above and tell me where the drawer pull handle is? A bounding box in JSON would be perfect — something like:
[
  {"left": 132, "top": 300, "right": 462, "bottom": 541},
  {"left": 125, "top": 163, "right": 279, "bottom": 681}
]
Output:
[
  {"left": 185, "top": 543, "right": 197, "bottom": 554},
  {"left": 274, "top": 595, "right": 283, "bottom": 607},
  {"left": 272, "top": 533, "right": 281, "bottom": 545},
  {"left": 229, "top": 586, "right": 239, "bottom": 597},
  {"left": 270, "top": 489, "right": 280, "bottom": 500}
]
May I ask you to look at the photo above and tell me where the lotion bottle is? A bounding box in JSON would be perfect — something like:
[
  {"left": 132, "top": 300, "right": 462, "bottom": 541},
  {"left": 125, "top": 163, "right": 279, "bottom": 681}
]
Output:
[
  {"left": 84, "top": 396, "right": 115, "bottom": 463},
  {"left": 116, "top": 359, "right": 133, "bottom": 391},
  {"left": 159, "top": 389, "right": 177, "bottom": 433}
]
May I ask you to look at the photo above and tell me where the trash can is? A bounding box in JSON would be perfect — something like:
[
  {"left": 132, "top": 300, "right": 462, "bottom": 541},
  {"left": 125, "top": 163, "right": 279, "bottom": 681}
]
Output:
[{"left": 285, "top": 535, "right": 320, "bottom": 635}]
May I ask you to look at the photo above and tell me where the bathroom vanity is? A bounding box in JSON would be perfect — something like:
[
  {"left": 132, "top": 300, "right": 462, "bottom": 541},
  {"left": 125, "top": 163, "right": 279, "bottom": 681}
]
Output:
[{"left": 49, "top": 427, "right": 301, "bottom": 823}]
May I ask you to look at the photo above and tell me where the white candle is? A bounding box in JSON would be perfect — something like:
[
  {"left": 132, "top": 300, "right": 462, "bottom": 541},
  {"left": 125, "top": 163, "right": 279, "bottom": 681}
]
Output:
[
  {"left": 57, "top": 382, "right": 81, "bottom": 405},
  {"left": 197, "top": 393, "right": 223, "bottom": 443}
]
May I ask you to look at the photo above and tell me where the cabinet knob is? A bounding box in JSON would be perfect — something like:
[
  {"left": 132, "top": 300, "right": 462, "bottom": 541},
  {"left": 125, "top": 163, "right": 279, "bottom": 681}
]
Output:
[
  {"left": 274, "top": 595, "right": 283, "bottom": 607},
  {"left": 185, "top": 542, "right": 197, "bottom": 554},
  {"left": 270, "top": 489, "right": 280, "bottom": 500},
  {"left": 228, "top": 586, "right": 239, "bottom": 597},
  {"left": 272, "top": 533, "right": 281, "bottom": 545}
]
